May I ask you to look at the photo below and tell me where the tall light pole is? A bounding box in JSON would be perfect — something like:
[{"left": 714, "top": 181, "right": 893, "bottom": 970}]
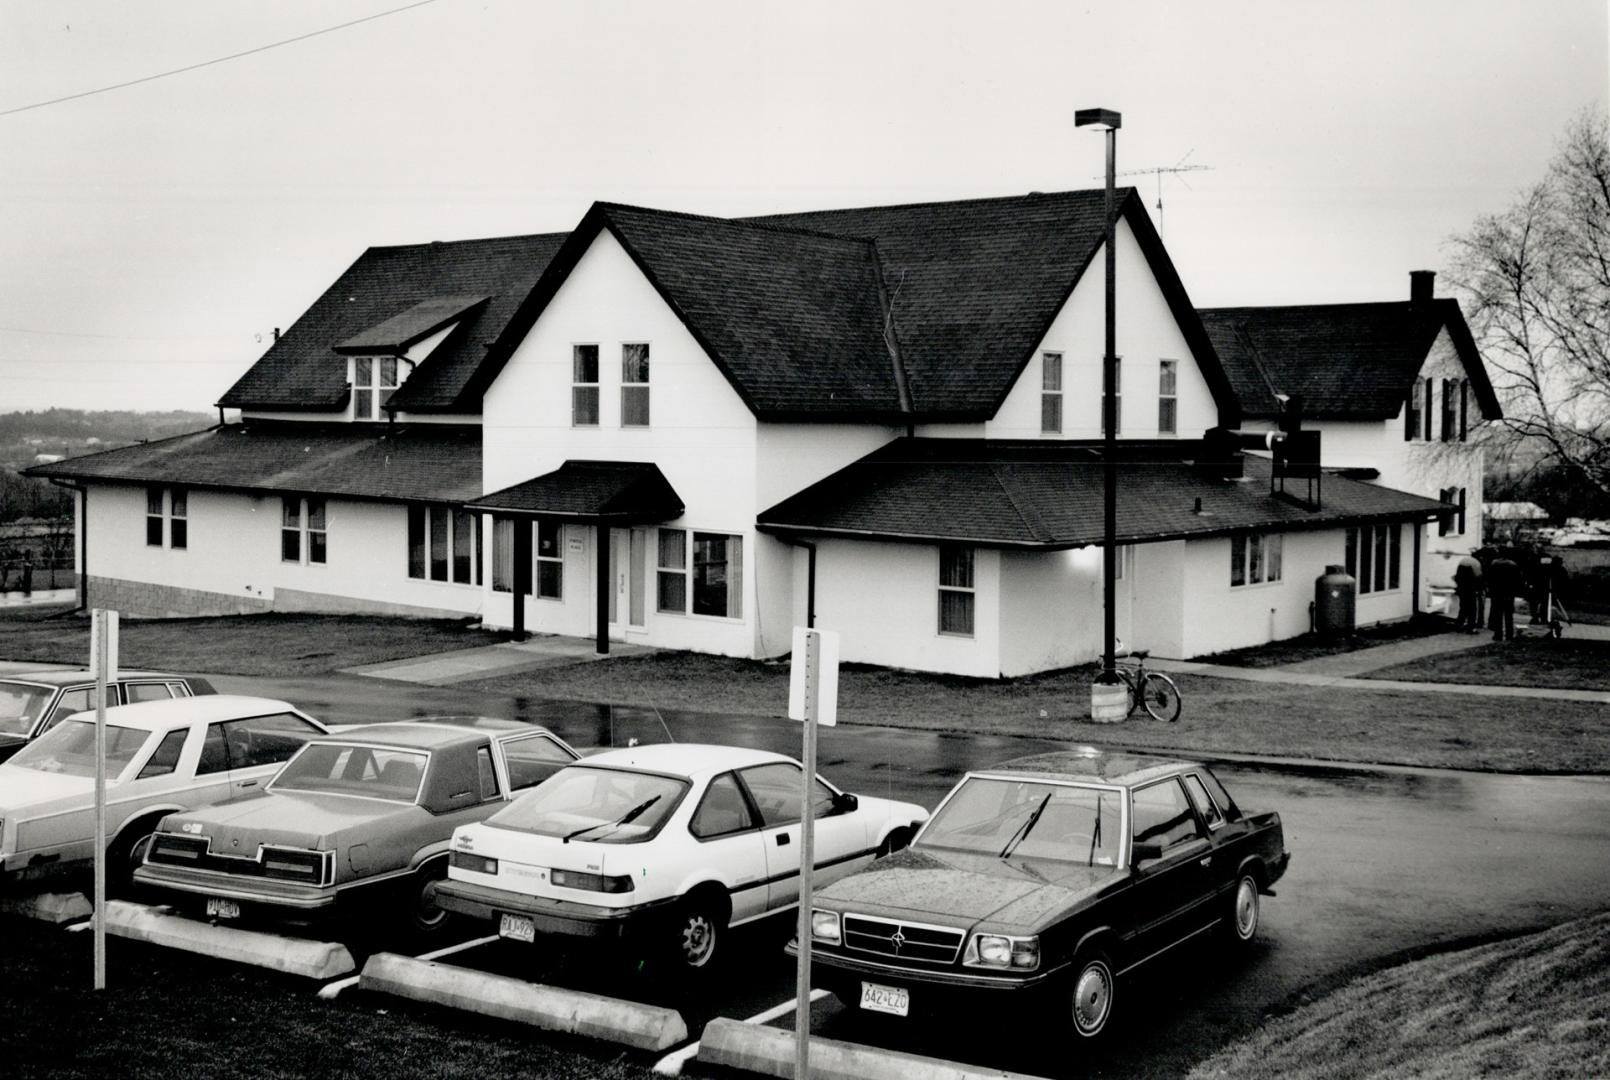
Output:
[{"left": 1076, "top": 107, "right": 1121, "bottom": 683}]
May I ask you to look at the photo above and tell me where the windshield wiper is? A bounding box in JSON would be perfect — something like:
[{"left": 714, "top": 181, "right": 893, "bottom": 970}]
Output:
[
  {"left": 999, "top": 792, "right": 1053, "bottom": 859},
  {"left": 1087, "top": 793, "right": 1103, "bottom": 866},
  {"left": 563, "top": 794, "right": 662, "bottom": 843}
]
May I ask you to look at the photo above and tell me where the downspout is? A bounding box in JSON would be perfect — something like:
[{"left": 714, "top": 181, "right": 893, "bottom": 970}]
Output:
[
  {"left": 871, "top": 242, "right": 916, "bottom": 436},
  {"left": 48, "top": 479, "right": 87, "bottom": 613},
  {"left": 1412, "top": 519, "right": 1423, "bottom": 617},
  {"left": 782, "top": 537, "right": 817, "bottom": 628}
]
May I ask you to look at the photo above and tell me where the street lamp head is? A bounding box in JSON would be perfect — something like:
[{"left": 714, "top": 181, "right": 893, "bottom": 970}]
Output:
[{"left": 1075, "top": 108, "right": 1122, "bottom": 130}]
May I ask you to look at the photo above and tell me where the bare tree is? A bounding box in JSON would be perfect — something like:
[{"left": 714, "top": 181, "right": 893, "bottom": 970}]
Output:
[{"left": 1448, "top": 109, "right": 1610, "bottom": 502}]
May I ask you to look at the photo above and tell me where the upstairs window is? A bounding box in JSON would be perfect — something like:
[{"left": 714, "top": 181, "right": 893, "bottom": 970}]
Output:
[
  {"left": 1441, "top": 378, "right": 1467, "bottom": 442},
  {"left": 1346, "top": 524, "right": 1401, "bottom": 594},
  {"left": 1422, "top": 377, "right": 1434, "bottom": 441},
  {"left": 1158, "top": 359, "right": 1178, "bottom": 435},
  {"left": 621, "top": 344, "right": 650, "bottom": 427},
  {"left": 407, "top": 506, "right": 479, "bottom": 585},
  {"left": 1404, "top": 379, "right": 1422, "bottom": 441},
  {"left": 938, "top": 545, "right": 975, "bottom": 636},
  {"left": 1230, "top": 532, "right": 1283, "bottom": 587},
  {"left": 1109, "top": 357, "right": 1123, "bottom": 434},
  {"left": 1438, "top": 487, "right": 1468, "bottom": 537},
  {"left": 1041, "top": 352, "right": 1062, "bottom": 434},
  {"left": 573, "top": 345, "right": 600, "bottom": 426},
  {"left": 353, "top": 356, "right": 400, "bottom": 421}
]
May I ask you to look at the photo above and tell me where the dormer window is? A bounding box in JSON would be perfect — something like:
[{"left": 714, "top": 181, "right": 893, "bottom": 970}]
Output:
[{"left": 353, "top": 357, "right": 400, "bottom": 420}]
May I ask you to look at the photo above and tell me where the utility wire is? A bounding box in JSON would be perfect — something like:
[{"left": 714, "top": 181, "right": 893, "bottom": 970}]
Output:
[{"left": 0, "top": 0, "right": 442, "bottom": 119}]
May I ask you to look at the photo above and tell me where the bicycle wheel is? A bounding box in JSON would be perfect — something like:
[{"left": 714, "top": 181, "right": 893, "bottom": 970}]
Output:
[{"left": 1138, "top": 672, "right": 1182, "bottom": 722}]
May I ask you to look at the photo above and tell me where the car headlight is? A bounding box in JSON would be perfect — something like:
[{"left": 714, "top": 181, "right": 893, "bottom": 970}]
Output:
[
  {"left": 962, "top": 932, "right": 1039, "bottom": 970},
  {"left": 550, "top": 868, "right": 634, "bottom": 893},
  {"left": 810, "top": 909, "right": 841, "bottom": 945}
]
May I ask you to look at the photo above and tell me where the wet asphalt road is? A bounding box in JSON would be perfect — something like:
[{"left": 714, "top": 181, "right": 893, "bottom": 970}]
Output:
[{"left": 210, "top": 671, "right": 1610, "bottom": 1078}]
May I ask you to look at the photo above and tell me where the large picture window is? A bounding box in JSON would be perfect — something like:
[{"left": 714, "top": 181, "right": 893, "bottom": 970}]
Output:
[
  {"left": 1345, "top": 524, "right": 1401, "bottom": 594},
  {"left": 1041, "top": 352, "right": 1062, "bottom": 434},
  {"left": 407, "top": 506, "right": 479, "bottom": 585},
  {"left": 657, "top": 529, "right": 742, "bottom": 619},
  {"left": 1230, "top": 532, "right": 1283, "bottom": 588},
  {"left": 572, "top": 344, "right": 600, "bottom": 426},
  {"left": 621, "top": 343, "right": 650, "bottom": 427},
  {"left": 938, "top": 545, "right": 975, "bottom": 636}
]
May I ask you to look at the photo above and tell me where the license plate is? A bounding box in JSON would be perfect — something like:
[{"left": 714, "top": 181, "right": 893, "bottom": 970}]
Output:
[
  {"left": 206, "top": 898, "right": 241, "bottom": 920},
  {"left": 499, "top": 912, "right": 536, "bottom": 943},
  {"left": 859, "top": 981, "right": 909, "bottom": 1017}
]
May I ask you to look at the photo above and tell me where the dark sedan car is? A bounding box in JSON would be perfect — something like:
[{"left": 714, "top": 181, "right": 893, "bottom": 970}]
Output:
[
  {"left": 0, "top": 669, "right": 215, "bottom": 762},
  {"left": 797, "top": 750, "right": 1288, "bottom": 1038}
]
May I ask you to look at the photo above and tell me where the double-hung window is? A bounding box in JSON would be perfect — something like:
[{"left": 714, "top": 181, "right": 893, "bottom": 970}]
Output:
[
  {"left": 1041, "top": 352, "right": 1062, "bottom": 434},
  {"left": 281, "top": 497, "right": 326, "bottom": 565},
  {"left": 656, "top": 529, "right": 743, "bottom": 618},
  {"left": 1158, "top": 360, "right": 1178, "bottom": 435},
  {"left": 170, "top": 489, "right": 188, "bottom": 550},
  {"left": 1230, "top": 532, "right": 1283, "bottom": 587},
  {"left": 407, "top": 506, "right": 479, "bottom": 585},
  {"left": 1404, "top": 379, "right": 1423, "bottom": 441},
  {"left": 621, "top": 344, "right": 650, "bottom": 427},
  {"left": 146, "top": 487, "right": 185, "bottom": 550},
  {"left": 938, "top": 545, "right": 975, "bottom": 636},
  {"left": 146, "top": 487, "right": 164, "bottom": 547},
  {"left": 353, "top": 357, "right": 400, "bottom": 421},
  {"left": 1345, "top": 524, "right": 1401, "bottom": 594},
  {"left": 1438, "top": 488, "right": 1468, "bottom": 537},
  {"left": 572, "top": 345, "right": 600, "bottom": 426}
]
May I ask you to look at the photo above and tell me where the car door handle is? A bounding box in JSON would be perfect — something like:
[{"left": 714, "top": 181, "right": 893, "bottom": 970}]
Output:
[
  {"left": 1198, "top": 856, "right": 1211, "bottom": 868},
  {"left": 237, "top": 780, "right": 259, "bottom": 788},
  {"left": 776, "top": 834, "right": 790, "bottom": 846}
]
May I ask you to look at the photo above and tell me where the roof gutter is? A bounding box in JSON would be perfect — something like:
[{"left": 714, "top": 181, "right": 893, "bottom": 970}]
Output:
[{"left": 780, "top": 537, "right": 817, "bottom": 628}]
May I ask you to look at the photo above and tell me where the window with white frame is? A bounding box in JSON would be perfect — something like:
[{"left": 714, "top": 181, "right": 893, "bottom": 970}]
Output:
[
  {"left": 1346, "top": 524, "right": 1401, "bottom": 594},
  {"left": 1230, "top": 531, "right": 1283, "bottom": 587},
  {"left": 146, "top": 487, "right": 164, "bottom": 547},
  {"left": 353, "top": 356, "right": 400, "bottom": 421},
  {"left": 145, "top": 487, "right": 186, "bottom": 549},
  {"left": 1440, "top": 378, "right": 1468, "bottom": 442},
  {"left": 536, "top": 520, "right": 563, "bottom": 599},
  {"left": 657, "top": 529, "right": 742, "bottom": 618},
  {"left": 1158, "top": 360, "right": 1178, "bottom": 435},
  {"left": 407, "top": 505, "right": 479, "bottom": 585},
  {"left": 170, "top": 489, "right": 187, "bottom": 550},
  {"left": 1112, "top": 357, "right": 1123, "bottom": 433},
  {"left": 1438, "top": 487, "right": 1467, "bottom": 537},
  {"left": 281, "top": 496, "right": 326, "bottom": 565},
  {"left": 1041, "top": 352, "right": 1062, "bottom": 434},
  {"left": 938, "top": 544, "right": 975, "bottom": 636},
  {"left": 1404, "top": 379, "right": 1423, "bottom": 441},
  {"left": 573, "top": 345, "right": 600, "bottom": 426},
  {"left": 621, "top": 344, "right": 650, "bottom": 427}
]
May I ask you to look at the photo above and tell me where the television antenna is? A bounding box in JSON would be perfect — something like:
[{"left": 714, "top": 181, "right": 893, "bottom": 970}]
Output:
[{"left": 1105, "top": 150, "right": 1213, "bottom": 236}]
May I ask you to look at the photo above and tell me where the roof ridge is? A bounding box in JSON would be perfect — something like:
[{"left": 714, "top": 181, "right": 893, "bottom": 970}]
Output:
[
  {"left": 359, "top": 230, "right": 571, "bottom": 254},
  {"left": 743, "top": 186, "right": 1130, "bottom": 222},
  {"left": 595, "top": 200, "right": 879, "bottom": 247},
  {"left": 1199, "top": 300, "right": 1421, "bottom": 315}
]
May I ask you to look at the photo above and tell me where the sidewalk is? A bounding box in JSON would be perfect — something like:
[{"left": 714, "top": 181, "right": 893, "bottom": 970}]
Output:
[{"left": 342, "top": 634, "right": 654, "bottom": 685}]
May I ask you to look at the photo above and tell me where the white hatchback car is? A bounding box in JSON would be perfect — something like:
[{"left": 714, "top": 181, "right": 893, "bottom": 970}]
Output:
[
  {"left": 0, "top": 695, "right": 329, "bottom": 889},
  {"left": 434, "top": 743, "right": 929, "bottom": 972}
]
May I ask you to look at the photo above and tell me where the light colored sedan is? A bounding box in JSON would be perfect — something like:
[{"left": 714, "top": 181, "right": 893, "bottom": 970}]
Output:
[
  {"left": 434, "top": 743, "right": 929, "bottom": 973},
  {"left": 0, "top": 695, "right": 329, "bottom": 889}
]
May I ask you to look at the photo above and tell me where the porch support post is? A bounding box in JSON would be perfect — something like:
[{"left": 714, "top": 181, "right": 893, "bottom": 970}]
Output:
[
  {"left": 596, "top": 522, "right": 610, "bottom": 655},
  {"left": 511, "top": 516, "right": 530, "bottom": 642}
]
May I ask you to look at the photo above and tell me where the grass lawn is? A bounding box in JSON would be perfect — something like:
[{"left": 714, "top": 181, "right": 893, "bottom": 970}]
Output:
[
  {"left": 0, "top": 606, "right": 497, "bottom": 677},
  {"left": 1194, "top": 613, "right": 1455, "bottom": 668},
  {"left": 466, "top": 653, "right": 1610, "bottom": 774},
  {"left": 1188, "top": 911, "right": 1610, "bottom": 1080},
  {"left": 0, "top": 918, "right": 655, "bottom": 1080},
  {"left": 1364, "top": 636, "right": 1610, "bottom": 692}
]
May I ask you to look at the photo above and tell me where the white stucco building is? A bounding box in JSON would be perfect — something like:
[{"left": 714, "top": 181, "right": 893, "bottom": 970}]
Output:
[{"left": 30, "top": 189, "right": 1496, "bottom": 675}]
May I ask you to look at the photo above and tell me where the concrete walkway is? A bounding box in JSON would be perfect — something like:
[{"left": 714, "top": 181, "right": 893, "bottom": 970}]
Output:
[{"left": 342, "top": 634, "right": 654, "bottom": 685}]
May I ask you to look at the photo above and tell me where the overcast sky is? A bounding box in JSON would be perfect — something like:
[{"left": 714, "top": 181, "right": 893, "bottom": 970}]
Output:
[{"left": 2, "top": 0, "right": 1606, "bottom": 414}]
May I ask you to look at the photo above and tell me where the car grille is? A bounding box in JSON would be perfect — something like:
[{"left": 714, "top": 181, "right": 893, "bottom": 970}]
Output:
[
  {"left": 147, "top": 833, "right": 332, "bottom": 886},
  {"left": 842, "top": 914, "right": 965, "bottom": 965}
]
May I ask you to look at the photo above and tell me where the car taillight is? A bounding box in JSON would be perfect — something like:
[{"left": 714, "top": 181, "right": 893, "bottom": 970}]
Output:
[
  {"left": 550, "top": 868, "right": 634, "bottom": 893},
  {"left": 147, "top": 833, "right": 207, "bottom": 864},
  {"left": 451, "top": 851, "right": 498, "bottom": 876},
  {"left": 261, "top": 847, "right": 329, "bottom": 885}
]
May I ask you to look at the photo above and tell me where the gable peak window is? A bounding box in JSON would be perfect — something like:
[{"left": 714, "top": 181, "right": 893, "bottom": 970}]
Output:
[
  {"left": 1041, "top": 352, "right": 1063, "bottom": 434},
  {"left": 1158, "top": 359, "right": 1178, "bottom": 435},
  {"left": 621, "top": 343, "right": 650, "bottom": 427},
  {"left": 573, "top": 344, "right": 600, "bottom": 426},
  {"left": 353, "top": 356, "right": 401, "bottom": 421}
]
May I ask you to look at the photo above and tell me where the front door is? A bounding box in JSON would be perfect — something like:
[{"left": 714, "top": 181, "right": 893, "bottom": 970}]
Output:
[{"left": 607, "top": 528, "right": 646, "bottom": 640}]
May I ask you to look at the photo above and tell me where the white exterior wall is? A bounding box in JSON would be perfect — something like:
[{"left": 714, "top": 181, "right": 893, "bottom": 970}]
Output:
[
  {"left": 997, "top": 547, "right": 1100, "bottom": 677},
  {"left": 1128, "top": 540, "right": 1187, "bottom": 659},
  {"left": 479, "top": 229, "right": 763, "bottom": 658},
  {"left": 84, "top": 483, "right": 482, "bottom": 616}
]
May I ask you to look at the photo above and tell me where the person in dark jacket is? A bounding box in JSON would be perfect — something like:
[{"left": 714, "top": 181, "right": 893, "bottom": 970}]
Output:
[{"left": 1486, "top": 549, "right": 1521, "bottom": 641}]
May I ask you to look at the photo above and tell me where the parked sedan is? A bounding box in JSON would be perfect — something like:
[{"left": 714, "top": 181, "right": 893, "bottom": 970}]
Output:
[
  {"left": 0, "top": 669, "right": 216, "bottom": 762},
  {"left": 799, "top": 750, "right": 1289, "bottom": 1038},
  {"left": 134, "top": 717, "right": 579, "bottom": 935},
  {"left": 434, "top": 743, "right": 930, "bottom": 972},
  {"left": 0, "top": 695, "right": 328, "bottom": 889}
]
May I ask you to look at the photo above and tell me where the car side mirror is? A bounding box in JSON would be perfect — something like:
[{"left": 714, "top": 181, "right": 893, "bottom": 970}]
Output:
[
  {"left": 1131, "top": 841, "right": 1163, "bottom": 866},
  {"left": 832, "top": 792, "right": 859, "bottom": 815}
]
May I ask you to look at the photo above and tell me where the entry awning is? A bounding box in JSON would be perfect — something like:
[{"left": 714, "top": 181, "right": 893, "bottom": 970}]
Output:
[{"left": 468, "top": 460, "right": 684, "bottom": 523}]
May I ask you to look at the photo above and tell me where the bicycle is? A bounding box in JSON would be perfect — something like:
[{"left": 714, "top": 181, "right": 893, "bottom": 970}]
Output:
[{"left": 1112, "top": 649, "right": 1182, "bottom": 722}]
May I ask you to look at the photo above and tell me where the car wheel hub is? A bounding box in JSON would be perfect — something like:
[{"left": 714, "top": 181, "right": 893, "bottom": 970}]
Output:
[
  {"left": 681, "top": 914, "right": 714, "bottom": 966},
  {"left": 1073, "top": 964, "right": 1111, "bottom": 1033},
  {"left": 1235, "top": 879, "right": 1258, "bottom": 938}
]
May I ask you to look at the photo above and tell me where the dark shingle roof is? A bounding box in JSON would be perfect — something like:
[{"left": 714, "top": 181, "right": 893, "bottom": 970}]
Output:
[
  {"left": 218, "top": 233, "right": 566, "bottom": 412},
  {"left": 469, "top": 460, "right": 684, "bottom": 522},
  {"left": 757, "top": 438, "right": 1446, "bottom": 548},
  {"left": 25, "top": 420, "right": 482, "bottom": 503},
  {"left": 334, "top": 295, "right": 489, "bottom": 354},
  {"left": 1198, "top": 299, "right": 1500, "bottom": 420}
]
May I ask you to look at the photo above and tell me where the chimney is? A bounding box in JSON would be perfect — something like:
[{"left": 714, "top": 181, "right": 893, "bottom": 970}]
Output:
[{"left": 1409, "top": 270, "right": 1435, "bottom": 308}]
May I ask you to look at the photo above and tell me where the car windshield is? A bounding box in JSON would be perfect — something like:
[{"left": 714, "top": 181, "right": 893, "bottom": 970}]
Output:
[
  {"left": 487, "top": 766, "right": 687, "bottom": 844},
  {"left": 0, "top": 682, "right": 53, "bottom": 736},
  {"left": 8, "top": 718, "right": 154, "bottom": 779},
  {"left": 921, "top": 776, "right": 1123, "bottom": 866},
  {"left": 271, "top": 743, "right": 429, "bottom": 803}
]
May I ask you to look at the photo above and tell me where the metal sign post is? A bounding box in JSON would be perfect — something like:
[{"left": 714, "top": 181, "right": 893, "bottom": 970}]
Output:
[
  {"left": 787, "top": 625, "right": 839, "bottom": 1080},
  {"left": 90, "top": 608, "right": 118, "bottom": 991}
]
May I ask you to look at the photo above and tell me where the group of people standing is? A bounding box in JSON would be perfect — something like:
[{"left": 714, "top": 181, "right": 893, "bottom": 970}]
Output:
[{"left": 1453, "top": 545, "right": 1569, "bottom": 640}]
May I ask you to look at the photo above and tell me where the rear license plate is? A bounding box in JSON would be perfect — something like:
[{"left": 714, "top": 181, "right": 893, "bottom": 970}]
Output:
[
  {"left": 499, "top": 912, "right": 536, "bottom": 943},
  {"left": 206, "top": 898, "right": 241, "bottom": 920},
  {"left": 859, "top": 981, "right": 909, "bottom": 1017}
]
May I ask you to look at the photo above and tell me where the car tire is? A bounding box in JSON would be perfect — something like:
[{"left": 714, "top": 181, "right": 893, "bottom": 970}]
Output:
[
  {"left": 1067, "top": 949, "right": 1116, "bottom": 1039},
  {"left": 877, "top": 826, "right": 914, "bottom": 858},
  {"left": 668, "top": 892, "right": 727, "bottom": 973},
  {"left": 1225, "top": 871, "right": 1260, "bottom": 946},
  {"left": 404, "top": 859, "right": 453, "bottom": 937},
  {"left": 107, "top": 822, "right": 160, "bottom": 896}
]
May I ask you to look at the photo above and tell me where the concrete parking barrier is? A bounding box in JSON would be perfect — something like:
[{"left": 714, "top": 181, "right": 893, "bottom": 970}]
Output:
[
  {"left": 697, "top": 1017, "right": 1044, "bottom": 1080},
  {"left": 0, "top": 891, "right": 93, "bottom": 924},
  {"left": 102, "top": 900, "right": 355, "bottom": 980},
  {"left": 358, "top": 952, "right": 688, "bottom": 1052}
]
